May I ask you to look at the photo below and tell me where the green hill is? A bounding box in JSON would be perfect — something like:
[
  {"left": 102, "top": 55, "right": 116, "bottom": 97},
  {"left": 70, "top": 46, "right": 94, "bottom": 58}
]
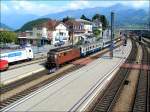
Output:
[{"left": 16, "top": 18, "right": 51, "bottom": 32}]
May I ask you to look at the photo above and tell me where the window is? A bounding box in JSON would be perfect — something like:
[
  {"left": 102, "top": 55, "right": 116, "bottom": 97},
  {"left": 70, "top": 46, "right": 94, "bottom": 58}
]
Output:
[
  {"left": 37, "top": 27, "right": 42, "bottom": 30},
  {"left": 60, "top": 32, "right": 63, "bottom": 36},
  {"left": 55, "top": 38, "right": 59, "bottom": 41},
  {"left": 63, "top": 37, "right": 67, "bottom": 40}
]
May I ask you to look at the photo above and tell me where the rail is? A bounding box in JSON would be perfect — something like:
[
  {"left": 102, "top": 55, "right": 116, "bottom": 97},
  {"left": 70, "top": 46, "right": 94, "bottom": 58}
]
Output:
[
  {"left": 132, "top": 41, "right": 149, "bottom": 112},
  {"left": 0, "top": 41, "right": 122, "bottom": 110}
]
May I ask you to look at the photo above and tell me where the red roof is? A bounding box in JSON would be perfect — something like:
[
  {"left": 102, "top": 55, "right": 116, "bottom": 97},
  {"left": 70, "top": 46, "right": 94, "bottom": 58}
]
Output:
[{"left": 18, "top": 32, "right": 26, "bottom": 37}]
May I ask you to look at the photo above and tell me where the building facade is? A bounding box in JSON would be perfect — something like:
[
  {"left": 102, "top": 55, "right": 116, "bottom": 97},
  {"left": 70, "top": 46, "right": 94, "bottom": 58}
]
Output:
[
  {"left": 65, "top": 20, "right": 85, "bottom": 44},
  {"left": 19, "top": 20, "right": 69, "bottom": 45},
  {"left": 76, "top": 19, "right": 92, "bottom": 34},
  {"left": 45, "top": 20, "right": 69, "bottom": 45}
]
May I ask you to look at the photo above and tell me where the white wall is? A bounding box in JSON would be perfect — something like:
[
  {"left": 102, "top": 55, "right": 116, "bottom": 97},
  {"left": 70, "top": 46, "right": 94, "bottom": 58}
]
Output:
[
  {"left": 51, "top": 23, "right": 69, "bottom": 45},
  {"left": 33, "top": 27, "right": 48, "bottom": 39},
  {"left": 84, "top": 24, "right": 92, "bottom": 33},
  {"left": 42, "top": 27, "right": 47, "bottom": 38}
]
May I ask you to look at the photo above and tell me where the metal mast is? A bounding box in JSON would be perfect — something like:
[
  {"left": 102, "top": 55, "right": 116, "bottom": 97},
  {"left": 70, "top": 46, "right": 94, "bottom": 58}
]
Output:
[{"left": 110, "top": 12, "right": 114, "bottom": 58}]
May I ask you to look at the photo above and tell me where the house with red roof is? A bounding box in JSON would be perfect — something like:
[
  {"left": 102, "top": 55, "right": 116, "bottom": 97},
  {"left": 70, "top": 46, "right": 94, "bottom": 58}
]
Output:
[{"left": 32, "top": 20, "right": 69, "bottom": 45}]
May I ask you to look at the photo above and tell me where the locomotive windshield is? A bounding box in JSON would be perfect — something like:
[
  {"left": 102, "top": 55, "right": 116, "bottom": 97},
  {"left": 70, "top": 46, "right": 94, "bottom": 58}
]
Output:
[{"left": 47, "top": 52, "right": 56, "bottom": 63}]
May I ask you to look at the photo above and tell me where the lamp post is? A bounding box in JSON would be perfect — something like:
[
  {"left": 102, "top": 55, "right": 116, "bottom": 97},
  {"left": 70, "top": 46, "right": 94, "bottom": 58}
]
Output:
[
  {"left": 110, "top": 12, "right": 114, "bottom": 58},
  {"left": 71, "top": 24, "right": 74, "bottom": 46}
]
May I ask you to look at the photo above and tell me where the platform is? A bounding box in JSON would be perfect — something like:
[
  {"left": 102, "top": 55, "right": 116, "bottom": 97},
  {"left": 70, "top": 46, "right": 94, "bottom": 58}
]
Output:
[
  {"left": 1, "top": 39, "right": 132, "bottom": 112},
  {"left": 0, "top": 62, "right": 45, "bottom": 85}
]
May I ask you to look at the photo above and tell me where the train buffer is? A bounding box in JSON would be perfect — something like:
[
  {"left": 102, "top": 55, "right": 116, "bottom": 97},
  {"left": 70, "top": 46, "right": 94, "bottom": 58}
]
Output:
[{"left": 49, "top": 68, "right": 57, "bottom": 73}]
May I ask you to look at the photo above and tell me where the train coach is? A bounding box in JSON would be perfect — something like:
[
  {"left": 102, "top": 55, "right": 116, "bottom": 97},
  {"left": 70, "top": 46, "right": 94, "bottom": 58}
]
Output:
[{"left": 80, "top": 42, "right": 103, "bottom": 57}]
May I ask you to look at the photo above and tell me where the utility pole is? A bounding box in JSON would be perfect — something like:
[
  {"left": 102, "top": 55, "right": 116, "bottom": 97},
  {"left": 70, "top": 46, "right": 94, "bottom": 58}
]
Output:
[
  {"left": 72, "top": 31, "right": 74, "bottom": 46},
  {"left": 71, "top": 24, "right": 74, "bottom": 46},
  {"left": 110, "top": 12, "right": 114, "bottom": 58}
]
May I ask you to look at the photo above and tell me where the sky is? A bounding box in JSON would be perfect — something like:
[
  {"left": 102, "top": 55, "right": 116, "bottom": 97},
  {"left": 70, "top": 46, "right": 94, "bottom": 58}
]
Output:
[{"left": 1, "top": 0, "right": 149, "bottom": 16}]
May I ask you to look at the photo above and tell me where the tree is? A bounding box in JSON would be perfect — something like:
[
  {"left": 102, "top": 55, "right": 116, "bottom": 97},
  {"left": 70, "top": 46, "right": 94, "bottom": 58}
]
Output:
[
  {"left": 92, "top": 14, "right": 101, "bottom": 21},
  {"left": 62, "top": 16, "right": 75, "bottom": 22},
  {"left": 100, "top": 15, "right": 108, "bottom": 30},
  {"left": 93, "top": 29, "right": 101, "bottom": 37},
  {"left": 80, "top": 14, "right": 91, "bottom": 21},
  {"left": 0, "top": 31, "right": 17, "bottom": 43},
  {"left": 92, "top": 14, "right": 108, "bottom": 30}
]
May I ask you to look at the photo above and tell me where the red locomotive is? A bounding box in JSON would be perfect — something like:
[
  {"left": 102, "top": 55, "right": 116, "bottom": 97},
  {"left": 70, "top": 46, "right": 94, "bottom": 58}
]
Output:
[{"left": 46, "top": 45, "right": 80, "bottom": 69}]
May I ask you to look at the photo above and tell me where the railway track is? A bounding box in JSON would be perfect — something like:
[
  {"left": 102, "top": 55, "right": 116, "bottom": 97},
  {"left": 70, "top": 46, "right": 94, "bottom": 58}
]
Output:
[
  {"left": 0, "top": 64, "right": 84, "bottom": 109},
  {"left": 90, "top": 38, "right": 138, "bottom": 112},
  {"left": 0, "top": 41, "right": 122, "bottom": 110},
  {"left": 7, "top": 56, "right": 46, "bottom": 71},
  {"left": 132, "top": 41, "right": 150, "bottom": 112},
  {"left": 142, "top": 38, "right": 150, "bottom": 47}
]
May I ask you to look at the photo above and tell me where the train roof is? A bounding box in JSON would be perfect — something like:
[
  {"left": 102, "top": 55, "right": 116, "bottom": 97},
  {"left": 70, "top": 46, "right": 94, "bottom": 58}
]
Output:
[
  {"left": 0, "top": 47, "right": 31, "bottom": 54},
  {"left": 49, "top": 45, "right": 75, "bottom": 53},
  {"left": 79, "top": 41, "right": 103, "bottom": 48}
]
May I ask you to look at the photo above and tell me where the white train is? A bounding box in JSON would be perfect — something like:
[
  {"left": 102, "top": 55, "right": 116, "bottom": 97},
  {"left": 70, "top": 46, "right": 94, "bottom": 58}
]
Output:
[
  {"left": 0, "top": 47, "right": 34, "bottom": 63},
  {"left": 80, "top": 37, "right": 121, "bottom": 57}
]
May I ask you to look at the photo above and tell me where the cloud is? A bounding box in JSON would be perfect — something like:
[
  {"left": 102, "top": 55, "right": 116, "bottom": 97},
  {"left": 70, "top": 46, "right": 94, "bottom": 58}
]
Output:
[
  {"left": 120, "top": 0, "right": 148, "bottom": 8},
  {"left": 1, "top": 3, "right": 9, "bottom": 12},
  {"left": 1, "top": 0, "right": 149, "bottom": 16},
  {"left": 68, "top": 0, "right": 90, "bottom": 10},
  {"left": 131, "top": 1, "right": 148, "bottom": 8},
  {"left": 1, "top": 0, "right": 65, "bottom": 16}
]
